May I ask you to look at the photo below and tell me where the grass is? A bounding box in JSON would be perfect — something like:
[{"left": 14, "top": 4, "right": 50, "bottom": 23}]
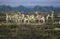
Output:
[{"left": 0, "top": 24, "right": 60, "bottom": 39}]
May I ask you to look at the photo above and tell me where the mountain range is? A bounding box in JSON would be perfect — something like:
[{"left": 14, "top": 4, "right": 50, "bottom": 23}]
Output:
[{"left": 0, "top": 5, "right": 60, "bottom": 13}]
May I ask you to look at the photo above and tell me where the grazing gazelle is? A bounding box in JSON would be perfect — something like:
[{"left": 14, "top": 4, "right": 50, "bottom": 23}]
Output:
[{"left": 40, "top": 16, "right": 45, "bottom": 23}]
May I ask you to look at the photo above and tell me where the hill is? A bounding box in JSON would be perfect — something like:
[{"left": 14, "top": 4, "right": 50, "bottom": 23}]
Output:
[{"left": 0, "top": 5, "right": 60, "bottom": 13}]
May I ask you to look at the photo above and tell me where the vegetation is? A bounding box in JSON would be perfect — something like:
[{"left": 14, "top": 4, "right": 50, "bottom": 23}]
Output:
[{"left": 0, "top": 24, "right": 60, "bottom": 39}]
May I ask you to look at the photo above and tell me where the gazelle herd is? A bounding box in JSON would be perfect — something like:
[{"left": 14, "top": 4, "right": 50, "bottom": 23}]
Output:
[{"left": 6, "top": 11, "right": 54, "bottom": 23}]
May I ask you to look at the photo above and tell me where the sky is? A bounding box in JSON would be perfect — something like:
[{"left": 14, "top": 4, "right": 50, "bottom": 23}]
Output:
[{"left": 0, "top": 0, "right": 60, "bottom": 7}]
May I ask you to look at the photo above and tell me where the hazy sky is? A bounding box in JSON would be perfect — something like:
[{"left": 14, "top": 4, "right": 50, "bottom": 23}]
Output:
[{"left": 0, "top": 0, "right": 60, "bottom": 7}]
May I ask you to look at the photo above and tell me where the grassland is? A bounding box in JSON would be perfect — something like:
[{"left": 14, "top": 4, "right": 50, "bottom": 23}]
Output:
[{"left": 0, "top": 13, "right": 60, "bottom": 39}]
